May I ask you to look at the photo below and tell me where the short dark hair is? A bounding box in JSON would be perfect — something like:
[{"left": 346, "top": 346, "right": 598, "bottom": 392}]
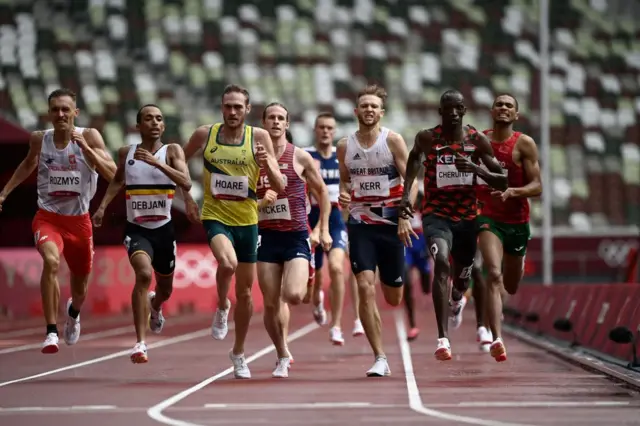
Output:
[
  {"left": 439, "top": 89, "right": 464, "bottom": 106},
  {"left": 314, "top": 112, "right": 335, "bottom": 127},
  {"left": 285, "top": 130, "right": 293, "bottom": 144},
  {"left": 136, "top": 104, "right": 162, "bottom": 124},
  {"left": 48, "top": 88, "right": 76, "bottom": 105},
  {"left": 493, "top": 93, "right": 519, "bottom": 111},
  {"left": 356, "top": 84, "right": 387, "bottom": 107},
  {"left": 221, "top": 84, "right": 250, "bottom": 105},
  {"left": 262, "top": 102, "right": 289, "bottom": 121}
]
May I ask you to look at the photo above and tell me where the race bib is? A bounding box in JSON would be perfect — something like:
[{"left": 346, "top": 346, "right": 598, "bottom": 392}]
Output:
[
  {"left": 210, "top": 173, "right": 249, "bottom": 200},
  {"left": 258, "top": 197, "right": 291, "bottom": 221},
  {"left": 48, "top": 169, "right": 82, "bottom": 196},
  {"left": 128, "top": 194, "right": 171, "bottom": 222},
  {"left": 352, "top": 175, "right": 390, "bottom": 199},
  {"left": 435, "top": 164, "right": 473, "bottom": 188}
]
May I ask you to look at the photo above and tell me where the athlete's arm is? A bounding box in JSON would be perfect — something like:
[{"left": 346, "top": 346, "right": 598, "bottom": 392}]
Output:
[
  {"left": 509, "top": 135, "right": 542, "bottom": 198},
  {"left": 183, "top": 125, "right": 211, "bottom": 162},
  {"left": 80, "top": 128, "right": 117, "bottom": 181},
  {"left": 154, "top": 144, "right": 192, "bottom": 191},
  {"left": 336, "top": 137, "right": 351, "bottom": 209},
  {"left": 254, "top": 128, "right": 285, "bottom": 194},
  {"left": 399, "top": 129, "right": 431, "bottom": 217},
  {"left": 387, "top": 131, "right": 418, "bottom": 205},
  {"left": 0, "top": 131, "right": 43, "bottom": 208},
  {"left": 470, "top": 131, "right": 508, "bottom": 191},
  {"left": 299, "top": 149, "right": 330, "bottom": 232},
  {"left": 92, "top": 146, "right": 129, "bottom": 227}
]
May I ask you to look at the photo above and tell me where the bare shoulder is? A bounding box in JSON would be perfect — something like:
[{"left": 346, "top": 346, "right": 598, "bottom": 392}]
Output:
[
  {"left": 191, "top": 124, "right": 213, "bottom": 138},
  {"left": 252, "top": 127, "right": 270, "bottom": 140},
  {"left": 516, "top": 133, "right": 538, "bottom": 155},
  {"left": 29, "top": 130, "right": 45, "bottom": 144},
  {"left": 413, "top": 128, "right": 433, "bottom": 149},
  {"left": 116, "top": 145, "right": 131, "bottom": 159},
  {"left": 336, "top": 137, "right": 348, "bottom": 149},
  {"left": 386, "top": 130, "right": 406, "bottom": 145},
  {"left": 295, "top": 146, "right": 313, "bottom": 165},
  {"left": 166, "top": 142, "right": 185, "bottom": 154}
]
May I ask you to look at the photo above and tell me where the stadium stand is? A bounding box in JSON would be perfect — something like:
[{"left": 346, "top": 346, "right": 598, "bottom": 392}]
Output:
[{"left": 0, "top": 0, "right": 638, "bottom": 233}]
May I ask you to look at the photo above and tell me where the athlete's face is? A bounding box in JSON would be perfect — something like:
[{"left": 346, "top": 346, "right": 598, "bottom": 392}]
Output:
[
  {"left": 314, "top": 117, "right": 336, "bottom": 147},
  {"left": 491, "top": 95, "right": 519, "bottom": 124},
  {"left": 136, "top": 106, "right": 165, "bottom": 139},
  {"left": 48, "top": 95, "right": 78, "bottom": 132},
  {"left": 439, "top": 96, "right": 466, "bottom": 126},
  {"left": 355, "top": 95, "right": 384, "bottom": 127},
  {"left": 222, "top": 92, "right": 250, "bottom": 129},
  {"left": 262, "top": 105, "right": 289, "bottom": 140}
]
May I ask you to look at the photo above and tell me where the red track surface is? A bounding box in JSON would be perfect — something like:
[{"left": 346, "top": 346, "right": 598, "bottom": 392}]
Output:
[{"left": 1, "top": 304, "right": 638, "bottom": 426}]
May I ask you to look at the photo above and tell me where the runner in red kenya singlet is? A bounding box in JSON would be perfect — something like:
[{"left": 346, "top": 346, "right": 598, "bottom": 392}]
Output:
[
  {"left": 476, "top": 94, "right": 542, "bottom": 362},
  {"left": 399, "top": 90, "right": 508, "bottom": 361},
  {"left": 257, "top": 103, "right": 332, "bottom": 378},
  {"left": 0, "top": 88, "right": 116, "bottom": 353}
]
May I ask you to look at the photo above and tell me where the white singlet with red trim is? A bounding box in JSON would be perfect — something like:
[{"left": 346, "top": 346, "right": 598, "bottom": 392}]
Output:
[
  {"left": 344, "top": 127, "right": 404, "bottom": 225},
  {"left": 36, "top": 128, "right": 98, "bottom": 216}
]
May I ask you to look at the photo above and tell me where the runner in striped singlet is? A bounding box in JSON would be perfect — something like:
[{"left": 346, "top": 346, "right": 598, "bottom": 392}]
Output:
[
  {"left": 256, "top": 103, "right": 332, "bottom": 378},
  {"left": 181, "top": 84, "right": 284, "bottom": 379},
  {"left": 477, "top": 94, "right": 542, "bottom": 362},
  {"left": 399, "top": 90, "right": 508, "bottom": 361},
  {"left": 0, "top": 88, "right": 116, "bottom": 354}
]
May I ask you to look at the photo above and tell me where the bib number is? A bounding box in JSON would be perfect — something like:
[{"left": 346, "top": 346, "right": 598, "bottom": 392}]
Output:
[
  {"left": 128, "top": 194, "right": 171, "bottom": 222},
  {"left": 435, "top": 164, "right": 473, "bottom": 188},
  {"left": 210, "top": 173, "right": 249, "bottom": 200},
  {"left": 48, "top": 169, "right": 82, "bottom": 196},
  {"left": 258, "top": 198, "right": 291, "bottom": 222},
  {"left": 352, "top": 175, "right": 390, "bottom": 199}
]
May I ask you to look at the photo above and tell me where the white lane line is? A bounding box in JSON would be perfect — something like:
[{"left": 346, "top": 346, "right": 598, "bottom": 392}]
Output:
[
  {"left": 146, "top": 321, "right": 320, "bottom": 426},
  {"left": 393, "top": 310, "right": 535, "bottom": 426},
  {"left": 0, "top": 325, "right": 214, "bottom": 388},
  {"left": 203, "top": 402, "right": 378, "bottom": 410},
  {"left": 0, "top": 315, "right": 200, "bottom": 355},
  {"left": 453, "top": 401, "right": 632, "bottom": 408},
  {"left": 0, "top": 405, "right": 117, "bottom": 412}
]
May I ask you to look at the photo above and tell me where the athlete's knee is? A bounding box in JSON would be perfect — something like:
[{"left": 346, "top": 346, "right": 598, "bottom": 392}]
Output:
[
  {"left": 281, "top": 288, "right": 304, "bottom": 306},
  {"left": 382, "top": 286, "right": 403, "bottom": 306},
  {"left": 486, "top": 265, "right": 503, "bottom": 289},
  {"left": 433, "top": 253, "right": 451, "bottom": 277},
  {"left": 356, "top": 275, "right": 376, "bottom": 303},
  {"left": 327, "top": 256, "right": 343, "bottom": 278},
  {"left": 134, "top": 265, "right": 153, "bottom": 288},
  {"left": 217, "top": 253, "right": 238, "bottom": 276},
  {"left": 41, "top": 250, "right": 60, "bottom": 274},
  {"left": 235, "top": 283, "right": 253, "bottom": 305}
]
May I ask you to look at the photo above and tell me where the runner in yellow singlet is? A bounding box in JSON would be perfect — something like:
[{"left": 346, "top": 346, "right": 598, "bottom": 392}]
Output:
[{"left": 182, "top": 84, "right": 284, "bottom": 379}]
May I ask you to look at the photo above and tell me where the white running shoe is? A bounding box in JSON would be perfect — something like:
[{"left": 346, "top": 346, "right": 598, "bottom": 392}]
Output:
[
  {"left": 448, "top": 296, "right": 467, "bottom": 330},
  {"left": 229, "top": 351, "right": 251, "bottom": 379},
  {"left": 272, "top": 357, "right": 291, "bottom": 378},
  {"left": 329, "top": 326, "right": 345, "bottom": 345},
  {"left": 147, "top": 291, "right": 165, "bottom": 334},
  {"left": 477, "top": 326, "right": 492, "bottom": 352},
  {"left": 211, "top": 300, "right": 230, "bottom": 340},
  {"left": 63, "top": 298, "right": 81, "bottom": 345},
  {"left": 130, "top": 341, "right": 148, "bottom": 363},
  {"left": 312, "top": 290, "right": 327, "bottom": 325},
  {"left": 434, "top": 337, "right": 452, "bottom": 361},
  {"left": 41, "top": 332, "right": 59, "bottom": 354},
  {"left": 366, "top": 355, "right": 391, "bottom": 377},
  {"left": 352, "top": 319, "right": 365, "bottom": 336}
]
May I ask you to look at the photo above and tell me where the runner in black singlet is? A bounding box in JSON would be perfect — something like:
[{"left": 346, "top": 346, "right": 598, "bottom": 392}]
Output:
[{"left": 399, "top": 90, "right": 507, "bottom": 360}]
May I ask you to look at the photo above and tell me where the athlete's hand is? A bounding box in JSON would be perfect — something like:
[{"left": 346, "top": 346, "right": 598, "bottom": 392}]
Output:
[
  {"left": 134, "top": 148, "right": 159, "bottom": 166},
  {"left": 398, "top": 198, "right": 414, "bottom": 219},
  {"left": 491, "top": 188, "right": 515, "bottom": 202},
  {"left": 397, "top": 218, "right": 418, "bottom": 248},
  {"left": 338, "top": 191, "right": 351, "bottom": 209},
  {"left": 319, "top": 228, "right": 333, "bottom": 252},
  {"left": 309, "top": 227, "right": 320, "bottom": 248},
  {"left": 454, "top": 153, "right": 477, "bottom": 174},
  {"left": 255, "top": 142, "right": 268, "bottom": 166},
  {"left": 185, "top": 198, "right": 201, "bottom": 223},
  {"left": 260, "top": 189, "right": 277, "bottom": 207},
  {"left": 0, "top": 194, "right": 6, "bottom": 213},
  {"left": 71, "top": 130, "right": 89, "bottom": 151},
  {"left": 92, "top": 207, "right": 105, "bottom": 228}
]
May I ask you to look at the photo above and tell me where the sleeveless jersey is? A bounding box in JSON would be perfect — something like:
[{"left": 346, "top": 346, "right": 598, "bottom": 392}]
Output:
[
  {"left": 256, "top": 143, "right": 308, "bottom": 232},
  {"left": 421, "top": 125, "right": 480, "bottom": 221},
  {"left": 344, "top": 127, "right": 404, "bottom": 225},
  {"left": 305, "top": 146, "right": 340, "bottom": 207},
  {"left": 477, "top": 130, "right": 530, "bottom": 224},
  {"left": 201, "top": 123, "right": 260, "bottom": 226},
  {"left": 36, "top": 127, "right": 98, "bottom": 216},
  {"left": 124, "top": 144, "right": 176, "bottom": 229}
]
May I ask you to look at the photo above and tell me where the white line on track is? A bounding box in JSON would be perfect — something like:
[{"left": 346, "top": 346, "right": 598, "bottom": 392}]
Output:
[
  {"left": 146, "top": 321, "right": 320, "bottom": 426},
  {"left": 0, "top": 315, "right": 201, "bottom": 355},
  {"left": 0, "top": 325, "right": 214, "bottom": 388},
  {"left": 393, "top": 310, "right": 536, "bottom": 426},
  {"left": 0, "top": 405, "right": 117, "bottom": 413},
  {"left": 203, "top": 402, "right": 378, "bottom": 410}
]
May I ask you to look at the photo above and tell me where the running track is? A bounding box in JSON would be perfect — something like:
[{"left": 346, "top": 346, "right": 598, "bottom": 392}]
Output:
[{"left": 0, "top": 305, "right": 638, "bottom": 426}]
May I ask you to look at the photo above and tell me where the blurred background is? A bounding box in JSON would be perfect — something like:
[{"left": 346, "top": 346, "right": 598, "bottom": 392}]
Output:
[{"left": 0, "top": 0, "right": 639, "bottom": 319}]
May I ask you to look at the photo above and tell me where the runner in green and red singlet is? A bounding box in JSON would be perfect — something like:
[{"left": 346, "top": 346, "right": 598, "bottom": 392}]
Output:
[
  {"left": 476, "top": 94, "right": 542, "bottom": 362},
  {"left": 399, "top": 90, "right": 508, "bottom": 361}
]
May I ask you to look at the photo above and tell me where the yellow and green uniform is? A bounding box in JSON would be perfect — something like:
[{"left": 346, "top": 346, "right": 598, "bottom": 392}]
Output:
[{"left": 201, "top": 123, "right": 260, "bottom": 263}]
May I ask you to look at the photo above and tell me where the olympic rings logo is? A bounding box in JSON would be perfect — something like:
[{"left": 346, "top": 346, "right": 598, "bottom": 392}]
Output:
[
  {"left": 172, "top": 249, "right": 218, "bottom": 289},
  {"left": 597, "top": 239, "right": 639, "bottom": 267}
]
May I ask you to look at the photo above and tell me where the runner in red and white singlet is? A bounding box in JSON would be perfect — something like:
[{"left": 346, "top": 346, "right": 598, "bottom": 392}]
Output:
[
  {"left": 399, "top": 90, "right": 507, "bottom": 361},
  {"left": 476, "top": 94, "right": 542, "bottom": 362},
  {"left": 256, "top": 103, "right": 332, "bottom": 378},
  {"left": 0, "top": 88, "right": 116, "bottom": 354}
]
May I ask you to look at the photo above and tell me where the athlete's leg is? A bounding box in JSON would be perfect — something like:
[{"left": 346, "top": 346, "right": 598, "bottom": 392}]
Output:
[
  {"left": 310, "top": 246, "right": 328, "bottom": 325},
  {"left": 448, "top": 219, "right": 478, "bottom": 331},
  {"left": 327, "top": 247, "right": 346, "bottom": 344},
  {"left": 258, "top": 261, "right": 286, "bottom": 357},
  {"left": 148, "top": 231, "right": 177, "bottom": 335},
  {"left": 471, "top": 251, "right": 492, "bottom": 351},
  {"left": 129, "top": 251, "right": 154, "bottom": 362},
  {"left": 503, "top": 254, "right": 526, "bottom": 295},
  {"left": 403, "top": 239, "right": 419, "bottom": 340},
  {"left": 478, "top": 230, "right": 506, "bottom": 361},
  {"left": 37, "top": 241, "right": 63, "bottom": 353}
]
